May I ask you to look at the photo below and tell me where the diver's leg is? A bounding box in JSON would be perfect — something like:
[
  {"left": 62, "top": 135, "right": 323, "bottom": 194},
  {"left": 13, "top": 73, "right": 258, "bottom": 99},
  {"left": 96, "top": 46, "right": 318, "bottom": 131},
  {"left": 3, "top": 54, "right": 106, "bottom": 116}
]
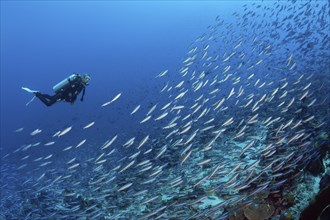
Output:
[
  {"left": 42, "top": 94, "right": 53, "bottom": 99},
  {"left": 46, "top": 93, "right": 63, "bottom": 105},
  {"left": 35, "top": 93, "right": 58, "bottom": 106}
]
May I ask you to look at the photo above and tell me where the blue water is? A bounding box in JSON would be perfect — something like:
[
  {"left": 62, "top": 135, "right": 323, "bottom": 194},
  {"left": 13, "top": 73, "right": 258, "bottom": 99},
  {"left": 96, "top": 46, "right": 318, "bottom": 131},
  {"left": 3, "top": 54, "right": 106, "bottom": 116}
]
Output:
[{"left": 1, "top": 1, "right": 244, "bottom": 151}]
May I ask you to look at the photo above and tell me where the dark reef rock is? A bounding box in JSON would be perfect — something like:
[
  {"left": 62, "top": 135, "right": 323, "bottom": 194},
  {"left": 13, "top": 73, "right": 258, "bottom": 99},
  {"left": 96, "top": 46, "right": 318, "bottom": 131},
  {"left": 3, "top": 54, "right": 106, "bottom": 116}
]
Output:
[
  {"left": 306, "top": 158, "right": 324, "bottom": 176},
  {"left": 299, "top": 185, "right": 330, "bottom": 220},
  {"left": 319, "top": 143, "right": 330, "bottom": 156},
  {"left": 320, "top": 174, "right": 330, "bottom": 190},
  {"left": 320, "top": 204, "right": 330, "bottom": 220}
]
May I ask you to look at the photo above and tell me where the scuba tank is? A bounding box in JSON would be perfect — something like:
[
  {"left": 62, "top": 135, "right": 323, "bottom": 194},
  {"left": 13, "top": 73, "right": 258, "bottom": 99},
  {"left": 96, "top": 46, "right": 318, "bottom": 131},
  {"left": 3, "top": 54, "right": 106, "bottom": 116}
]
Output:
[{"left": 52, "top": 74, "right": 78, "bottom": 93}]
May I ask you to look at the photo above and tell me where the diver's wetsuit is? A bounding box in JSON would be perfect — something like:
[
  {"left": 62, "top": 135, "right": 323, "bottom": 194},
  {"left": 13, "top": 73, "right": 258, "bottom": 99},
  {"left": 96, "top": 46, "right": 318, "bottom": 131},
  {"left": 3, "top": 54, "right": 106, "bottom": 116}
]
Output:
[{"left": 35, "top": 77, "right": 86, "bottom": 107}]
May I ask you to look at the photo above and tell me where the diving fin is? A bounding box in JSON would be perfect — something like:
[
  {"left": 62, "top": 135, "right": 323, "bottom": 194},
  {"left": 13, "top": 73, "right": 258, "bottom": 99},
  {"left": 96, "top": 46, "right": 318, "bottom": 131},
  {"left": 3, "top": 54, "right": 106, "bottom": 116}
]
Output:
[
  {"left": 26, "top": 96, "right": 36, "bottom": 106},
  {"left": 22, "top": 87, "right": 38, "bottom": 93}
]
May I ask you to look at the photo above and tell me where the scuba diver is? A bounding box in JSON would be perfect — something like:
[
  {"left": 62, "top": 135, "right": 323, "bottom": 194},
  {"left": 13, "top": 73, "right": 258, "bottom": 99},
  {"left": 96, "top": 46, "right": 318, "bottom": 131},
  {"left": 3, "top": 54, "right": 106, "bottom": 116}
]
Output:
[{"left": 22, "top": 73, "right": 91, "bottom": 107}]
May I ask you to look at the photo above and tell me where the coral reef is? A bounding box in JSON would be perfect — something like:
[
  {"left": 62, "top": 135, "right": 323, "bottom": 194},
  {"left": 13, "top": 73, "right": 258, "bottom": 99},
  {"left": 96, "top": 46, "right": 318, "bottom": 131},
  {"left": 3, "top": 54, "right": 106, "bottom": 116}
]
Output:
[{"left": 243, "top": 203, "right": 275, "bottom": 220}]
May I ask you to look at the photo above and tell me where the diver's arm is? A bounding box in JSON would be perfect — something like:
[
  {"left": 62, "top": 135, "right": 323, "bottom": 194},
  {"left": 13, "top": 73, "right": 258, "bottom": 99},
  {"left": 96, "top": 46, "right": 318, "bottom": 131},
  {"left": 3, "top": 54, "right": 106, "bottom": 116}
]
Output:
[{"left": 80, "top": 87, "right": 85, "bottom": 101}]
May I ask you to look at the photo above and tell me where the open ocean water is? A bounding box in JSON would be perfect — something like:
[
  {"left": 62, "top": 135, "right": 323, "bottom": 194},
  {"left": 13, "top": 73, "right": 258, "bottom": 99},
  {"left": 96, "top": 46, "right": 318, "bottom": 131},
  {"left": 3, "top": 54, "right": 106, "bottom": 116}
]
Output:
[{"left": 1, "top": 1, "right": 330, "bottom": 219}]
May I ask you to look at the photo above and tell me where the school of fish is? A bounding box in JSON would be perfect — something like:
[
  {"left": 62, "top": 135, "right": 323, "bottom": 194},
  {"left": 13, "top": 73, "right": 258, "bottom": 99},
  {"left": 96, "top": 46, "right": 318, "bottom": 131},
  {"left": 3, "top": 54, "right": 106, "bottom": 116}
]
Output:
[{"left": 1, "top": 1, "right": 330, "bottom": 219}]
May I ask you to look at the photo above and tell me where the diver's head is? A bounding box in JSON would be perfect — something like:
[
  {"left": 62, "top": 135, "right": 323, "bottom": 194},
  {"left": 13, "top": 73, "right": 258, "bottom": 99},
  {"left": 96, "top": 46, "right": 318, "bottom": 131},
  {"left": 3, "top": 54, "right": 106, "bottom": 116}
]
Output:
[{"left": 81, "top": 73, "right": 91, "bottom": 85}]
